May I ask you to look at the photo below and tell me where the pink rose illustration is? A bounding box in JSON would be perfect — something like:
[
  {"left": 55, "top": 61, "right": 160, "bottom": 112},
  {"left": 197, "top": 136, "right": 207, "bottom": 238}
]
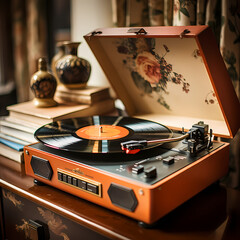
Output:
[
  {"left": 136, "top": 51, "right": 161, "bottom": 84},
  {"left": 116, "top": 38, "right": 190, "bottom": 110}
]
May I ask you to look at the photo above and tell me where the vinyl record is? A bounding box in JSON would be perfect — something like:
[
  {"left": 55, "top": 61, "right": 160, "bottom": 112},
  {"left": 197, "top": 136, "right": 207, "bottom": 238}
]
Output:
[{"left": 34, "top": 116, "right": 172, "bottom": 153}]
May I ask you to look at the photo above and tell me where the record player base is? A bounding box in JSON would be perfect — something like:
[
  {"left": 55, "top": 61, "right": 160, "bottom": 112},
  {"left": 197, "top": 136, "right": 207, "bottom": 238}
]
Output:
[
  {"left": 24, "top": 141, "right": 229, "bottom": 226},
  {"left": 3, "top": 154, "right": 240, "bottom": 239}
]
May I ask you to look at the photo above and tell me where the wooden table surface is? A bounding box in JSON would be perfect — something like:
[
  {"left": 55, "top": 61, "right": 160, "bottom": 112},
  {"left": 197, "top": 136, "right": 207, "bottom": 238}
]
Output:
[{"left": 0, "top": 155, "right": 240, "bottom": 240}]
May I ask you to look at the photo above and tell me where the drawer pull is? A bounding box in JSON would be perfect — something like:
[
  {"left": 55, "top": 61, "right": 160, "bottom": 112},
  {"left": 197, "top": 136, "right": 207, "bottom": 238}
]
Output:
[{"left": 28, "top": 220, "right": 45, "bottom": 240}]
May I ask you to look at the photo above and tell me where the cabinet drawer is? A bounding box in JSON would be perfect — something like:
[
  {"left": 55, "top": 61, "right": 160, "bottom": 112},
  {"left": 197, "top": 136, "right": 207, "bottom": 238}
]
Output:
[{"left": 1, "top": 188, "right": 109, "bottom": 240}]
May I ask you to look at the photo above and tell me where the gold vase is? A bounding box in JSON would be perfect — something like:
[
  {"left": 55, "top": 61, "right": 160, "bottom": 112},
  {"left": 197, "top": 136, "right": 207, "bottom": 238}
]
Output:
[
  {"left": 30, "top": 58, "right": 58, "bottom": 107},
  {"left": 55, "top": 42, "right": 91, "bottom": 89}
]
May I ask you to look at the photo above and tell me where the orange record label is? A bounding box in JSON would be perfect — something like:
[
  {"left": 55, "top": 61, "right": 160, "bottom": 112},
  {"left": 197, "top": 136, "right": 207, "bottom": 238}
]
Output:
[{"left": 75, "top": 125, "right": 129, "bottom": 140}]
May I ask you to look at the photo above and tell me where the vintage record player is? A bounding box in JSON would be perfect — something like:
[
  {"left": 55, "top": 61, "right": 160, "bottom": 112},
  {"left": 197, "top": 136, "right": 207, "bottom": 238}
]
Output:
[{"left": 24, "top": 26, "right": 240, "bottom": 226}]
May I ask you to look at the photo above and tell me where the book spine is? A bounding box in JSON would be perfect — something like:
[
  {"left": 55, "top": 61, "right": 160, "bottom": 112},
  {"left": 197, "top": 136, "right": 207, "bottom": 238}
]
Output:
[
  {"left": 0, "top": 118, "right": 36, "bottom": 133},
  {"left": 0, "top": 125, "right": 36, "bottom": 143},
  {"left": 0, "top": 134, "right": 30, "bottom": 147},
  {"left": 9, "top": 111, "right": 51, "bottom": 126},
  {"left": 0, "top": 143, "right": 24, "bottom": 163},
  {"left": 5, "top": 116, "right": 43, "bottom": 129},
  {"left": 55, "top": 90, "right": 110, "bottom": 105},
  {"left": 0, "top": 137, "right": 25, "bottom": 151},
  {"left": 7, "top": 98, "right": 115, "bottom": 127},
  {"left": 55, "top": 92, "right": 92, "bottom": 104}
]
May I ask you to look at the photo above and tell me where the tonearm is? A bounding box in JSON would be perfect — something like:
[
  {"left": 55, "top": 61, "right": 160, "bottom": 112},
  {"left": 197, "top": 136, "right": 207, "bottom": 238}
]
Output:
[{"left": 121, "top": 121, "right": 213, "bottom": 155}]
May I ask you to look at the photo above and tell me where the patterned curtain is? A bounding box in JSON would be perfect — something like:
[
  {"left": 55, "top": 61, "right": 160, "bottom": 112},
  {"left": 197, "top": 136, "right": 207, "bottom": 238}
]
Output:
[
  {"left": 112, "top": 0, "right": 240, "bottom": 188},
  {"left": 11, "top": 0, "right": 48, "bottom": 102}
]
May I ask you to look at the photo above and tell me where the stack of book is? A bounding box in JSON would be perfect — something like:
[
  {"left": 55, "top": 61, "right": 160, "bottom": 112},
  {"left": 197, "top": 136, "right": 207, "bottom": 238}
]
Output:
[
  {"left": 0, "top": 86, "right": 115, "bottom": 163},
  {"left": 55, "top": 85, "right": 111, "bottom": 105}
]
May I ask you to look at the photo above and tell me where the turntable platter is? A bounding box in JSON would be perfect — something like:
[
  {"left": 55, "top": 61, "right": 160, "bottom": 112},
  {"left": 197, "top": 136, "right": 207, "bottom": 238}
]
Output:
[{"left": 34, "top": 116, "right": 172, "bottom": 153}]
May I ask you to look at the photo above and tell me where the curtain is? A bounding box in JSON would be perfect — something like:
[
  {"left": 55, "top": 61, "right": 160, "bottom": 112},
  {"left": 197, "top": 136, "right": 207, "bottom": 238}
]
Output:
[
  {"left": 0, "top": 0, "right": 16, "bottom": 116},
  {"left": 0, "top": 0, "right": 14, "bottom": 95},
  {"left": 11, "top": 0, "right": 48, "bottom": 102},
  {"left": 112, "top": 0, "right": 240, "bottom": 188}
]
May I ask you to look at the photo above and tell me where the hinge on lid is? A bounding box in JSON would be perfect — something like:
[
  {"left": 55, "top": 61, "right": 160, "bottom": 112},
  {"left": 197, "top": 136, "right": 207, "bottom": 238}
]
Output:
[
  {"left": 91, "top": 31, "right": 103, "bottom": 36},
  {"left": 88, "top": 31, "right": 103, "bottom": 41},
  {"left": 180, "top": 29, "right": 190, "bottom": 38},
  {"left": 128, "top": 28, "right": 147, "bottom": 35}
]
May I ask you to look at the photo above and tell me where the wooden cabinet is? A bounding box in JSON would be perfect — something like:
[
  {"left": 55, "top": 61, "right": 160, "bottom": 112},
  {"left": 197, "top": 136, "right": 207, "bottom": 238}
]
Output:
[
  {"left": 1, "top": 188, "right": 108, "bottom": 240},
  {"left": 1, "top": 155, "right": 240, "bottom": 240}
]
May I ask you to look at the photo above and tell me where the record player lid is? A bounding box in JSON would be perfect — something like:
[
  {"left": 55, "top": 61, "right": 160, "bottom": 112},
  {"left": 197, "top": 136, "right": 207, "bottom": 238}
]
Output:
[{"left": 84, "top": 26, "right": 240, "bottom": 138}]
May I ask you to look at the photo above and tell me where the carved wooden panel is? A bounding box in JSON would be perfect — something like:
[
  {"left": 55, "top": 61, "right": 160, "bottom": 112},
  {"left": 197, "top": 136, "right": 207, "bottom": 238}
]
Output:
[{"left": 1, "top": 188, "right": 109, "bottom": 240}]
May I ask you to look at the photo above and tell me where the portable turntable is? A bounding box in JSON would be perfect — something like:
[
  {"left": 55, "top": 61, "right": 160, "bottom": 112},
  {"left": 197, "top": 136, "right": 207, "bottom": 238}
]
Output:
[{"left": 24, "top": 26, "right": 240, "bottom": 226}]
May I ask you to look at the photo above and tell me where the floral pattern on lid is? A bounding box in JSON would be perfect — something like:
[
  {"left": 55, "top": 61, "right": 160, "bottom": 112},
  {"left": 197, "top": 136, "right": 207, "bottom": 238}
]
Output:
[{"left": 116, "top": 38, "right": 190, "bottom": 110}]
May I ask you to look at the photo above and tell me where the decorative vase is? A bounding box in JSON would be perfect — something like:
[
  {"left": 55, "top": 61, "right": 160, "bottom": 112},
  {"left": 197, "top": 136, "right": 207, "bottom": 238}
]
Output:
[
  {"left": 55, "top": 42, "right": 91, "bottom": 89},
  {"left": 51, "top": 41, "right": 69, "bottom": 84},
  {"left": 30, "top": 58, "right": 58, "bottom": 108}
]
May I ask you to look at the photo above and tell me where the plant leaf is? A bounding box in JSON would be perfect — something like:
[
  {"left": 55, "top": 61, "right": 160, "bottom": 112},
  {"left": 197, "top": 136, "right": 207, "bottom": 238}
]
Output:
[
  {"left": 131, "top": 71, "right": 152, "bottom": 94},
  {"left": 228, "top": 66, "right": 238, "bottom": 81},
  {"left": 180, "top": 7, "right": 190, "bottom": 17},
  {"left": 234, "top": 35, "right": 240, "bottom": 44},
  {"left": 131, "top": 71, "right": 144, "bottom": 89},
  {"left": 228, "top": 19, "right": 236, "bottom": 32}
]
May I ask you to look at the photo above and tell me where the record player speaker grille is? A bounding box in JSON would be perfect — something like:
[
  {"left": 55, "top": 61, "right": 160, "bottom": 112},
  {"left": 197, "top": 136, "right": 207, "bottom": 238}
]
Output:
[
  {"left": 30, "top": 156, "right": 53, "bottom": 180},
  {"left": 108, "top": 183, "right": 138, "bottom": 212}
]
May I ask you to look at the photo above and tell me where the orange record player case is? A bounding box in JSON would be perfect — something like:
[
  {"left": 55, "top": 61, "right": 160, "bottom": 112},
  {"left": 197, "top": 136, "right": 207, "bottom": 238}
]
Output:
[{"left": 24, "top": 26, "right": 240, "bottom": 226}]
